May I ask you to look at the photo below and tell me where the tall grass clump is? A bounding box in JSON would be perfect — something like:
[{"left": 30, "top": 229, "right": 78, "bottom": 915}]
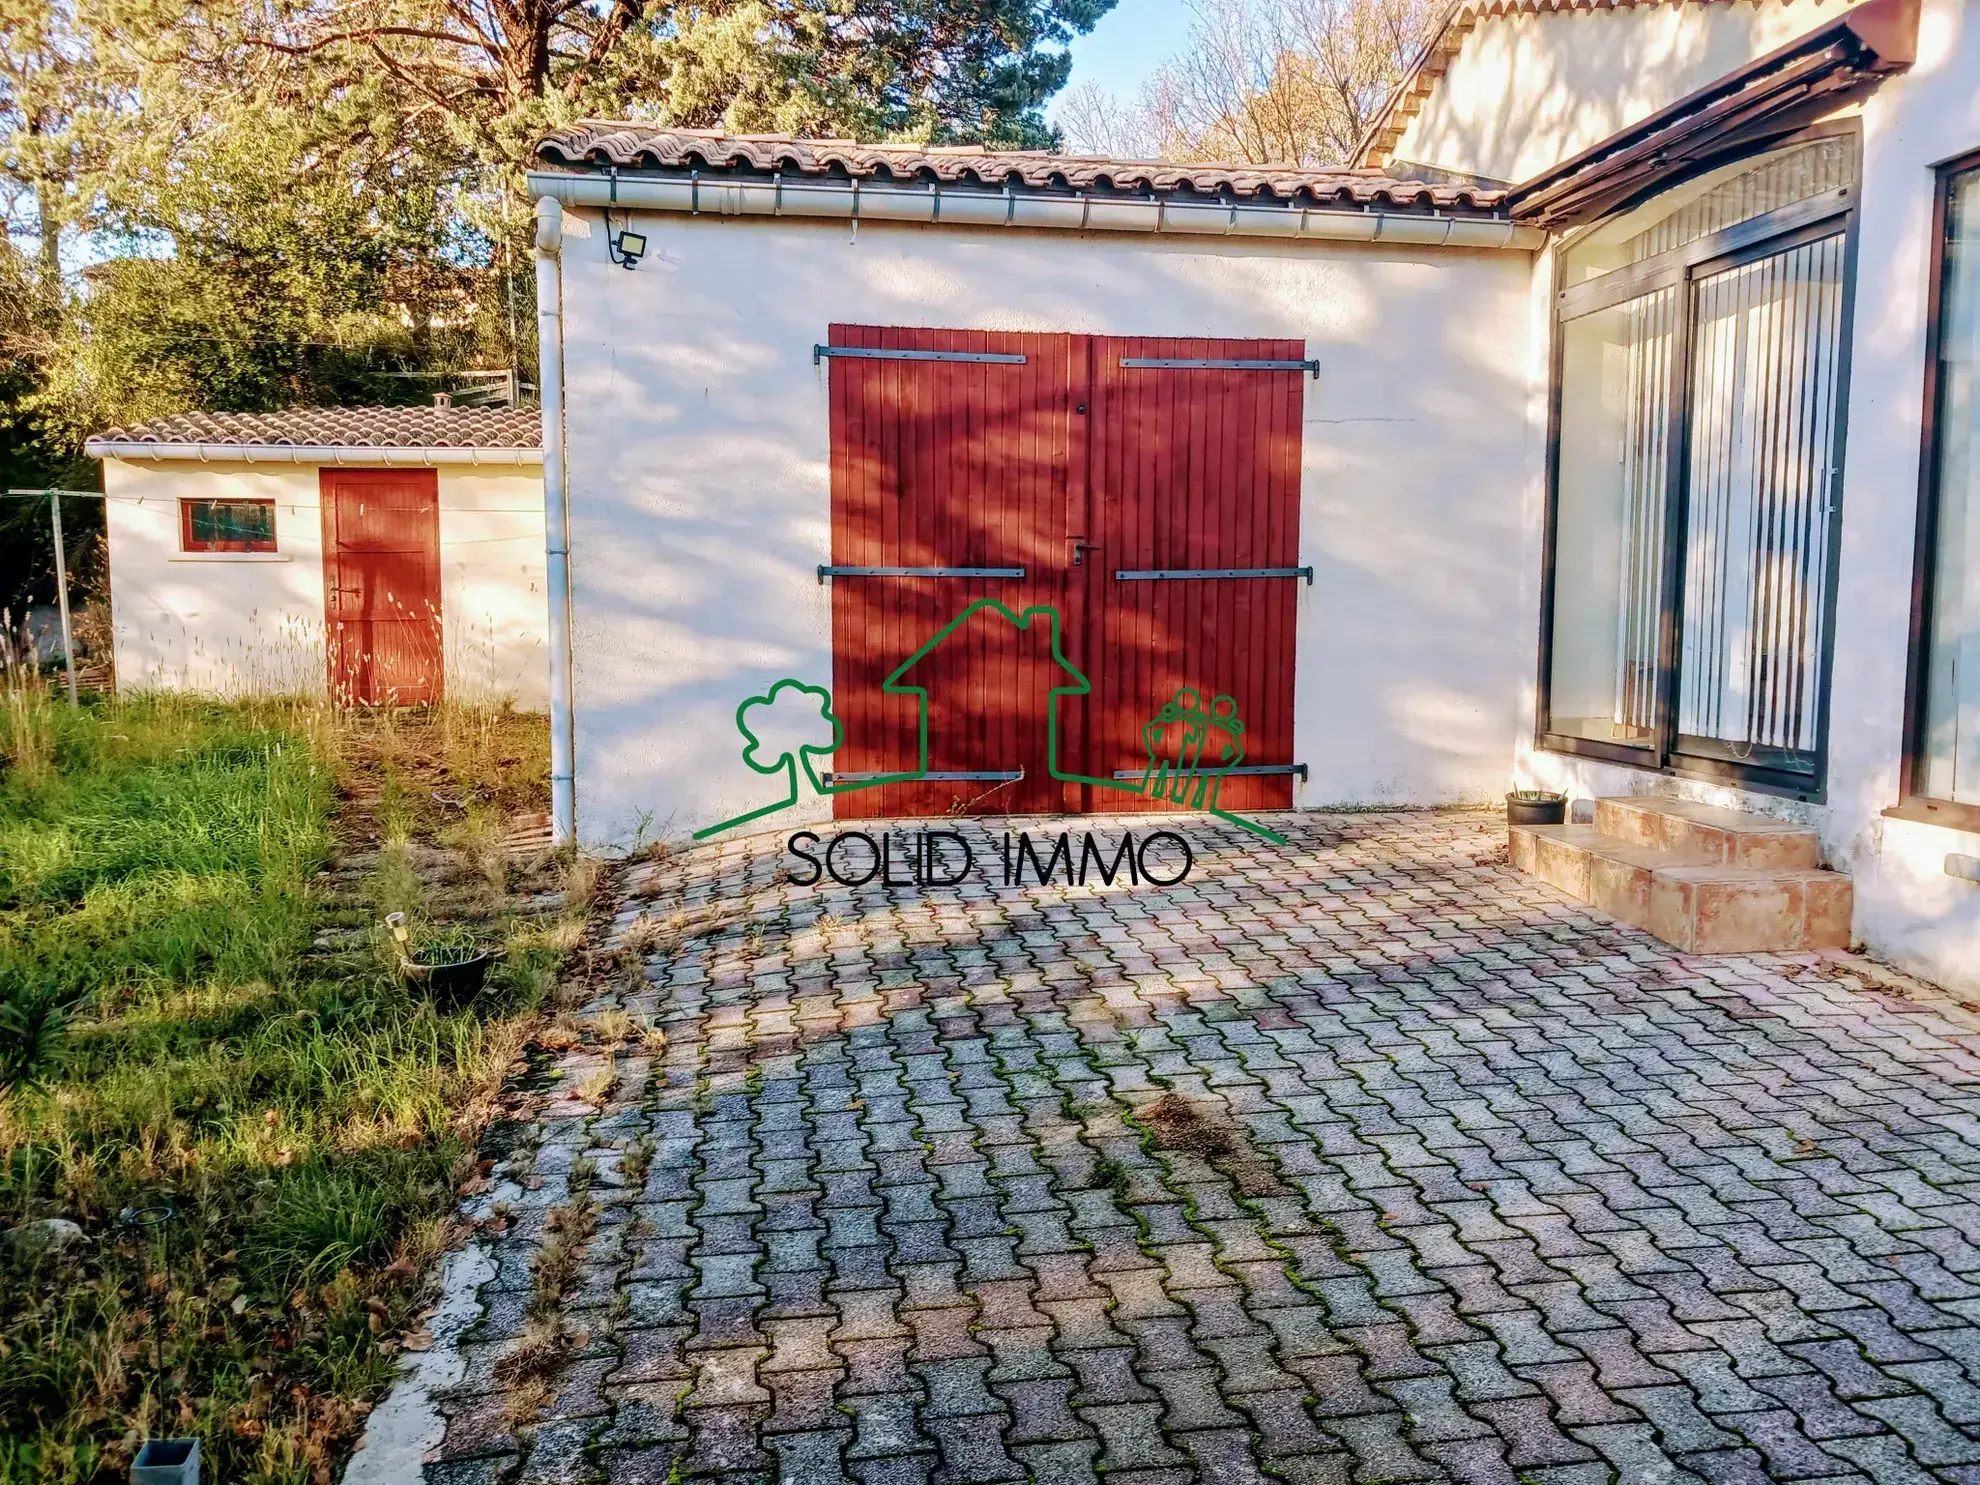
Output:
[{"left": 0, "top": 682, "right": 560, "bottom": 1485}]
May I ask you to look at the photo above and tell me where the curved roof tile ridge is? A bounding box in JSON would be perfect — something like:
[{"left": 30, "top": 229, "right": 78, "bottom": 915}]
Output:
[
  {"left": 534, "top": 124, "right": 1512, "bottom": 213},
  {"left": 90, "top": 406, "right": 542, "bottom": 450}
]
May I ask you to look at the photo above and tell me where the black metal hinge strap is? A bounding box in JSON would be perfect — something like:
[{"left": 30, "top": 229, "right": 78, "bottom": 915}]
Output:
[
  {"left": 818, "top": 566, "right": 1025, "bottom": 583},
  {"left": 814, "top": 347, "right": 1027, "bottom": 365},
  {"left": 1115, "top": 567, "right": 1314, "bottom": 584},
  {"left": 825, "top": 770, "right": 1023, "bottom": 783},
  {"left": 1119, "top": 357, "right": 1320, "bottom": 377},
  {"left": 1113, "top": 764, "right": 1309, "bottom": 781}
]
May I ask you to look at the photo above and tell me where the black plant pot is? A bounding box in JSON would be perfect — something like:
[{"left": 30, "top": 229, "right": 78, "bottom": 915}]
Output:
[
  {"left": 401, "top": 947, "right": 496, "bottom": 1010},
  {"left": 1506, "top": 790, "right": 1568, "bottom": 827}
]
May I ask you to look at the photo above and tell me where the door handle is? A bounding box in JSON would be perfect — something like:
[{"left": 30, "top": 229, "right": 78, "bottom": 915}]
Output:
[{"left": 1071, "top": 540, "right": 1099, "bottom": 567}]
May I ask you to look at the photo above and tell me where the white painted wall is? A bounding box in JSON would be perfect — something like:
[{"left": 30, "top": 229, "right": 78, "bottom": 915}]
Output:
[
  {"left": 1393, "top": 0, "right": 1851, "bottom": 184},
  {"left": 104, "top": 460, "right": 330, "bottom": 694},
  {"left": 436, "top": 470, "right": 553, "bottom": 705},
  {"left": 1518, "top": 0, "right": 1980, "bottom": 993},
  {"left": 103, "top": 458, "right": 550, "bottom": 705},
  {"left": 554, "top": 210, "right": 1541, "bottom": 848}
]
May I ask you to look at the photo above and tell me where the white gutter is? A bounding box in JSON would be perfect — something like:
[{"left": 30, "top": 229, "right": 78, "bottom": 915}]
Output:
[
  {"left": 536, "top": 195, "right": 577, "bottom": 848},
  {"left": 524, "top": 169, "right": 1544, "bottom": 251},
  {"left": 84, "top": 442, "right": 544, "bottom": 466}
]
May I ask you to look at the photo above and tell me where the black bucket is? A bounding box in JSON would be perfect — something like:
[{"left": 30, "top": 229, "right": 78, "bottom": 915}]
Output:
[
  {"left": 401, "top": 946, "right": 496, "bottom": 1010},
  {"left": 1506, "top": 790, "right": 1568, "bottom": 827}
]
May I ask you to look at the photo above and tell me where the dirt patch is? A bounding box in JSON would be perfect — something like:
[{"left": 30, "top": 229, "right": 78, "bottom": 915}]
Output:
[{"left": 1140, "top": 1092, "right": 1287, "bottom": 1198}]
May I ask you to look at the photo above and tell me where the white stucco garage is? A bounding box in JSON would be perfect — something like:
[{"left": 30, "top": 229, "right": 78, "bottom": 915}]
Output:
[
  {"left": 88, "top": 406, "right": 550, "bottom": 707},
  {"left": 521, "top": 0, "right": 1980, "bottom": 996},
  {"left": 526, "top": 131, "right": 1547, "bottom": 851}
]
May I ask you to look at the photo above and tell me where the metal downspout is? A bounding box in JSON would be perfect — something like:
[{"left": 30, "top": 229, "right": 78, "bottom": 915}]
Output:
[{"left": 535, "top": 196, "right": 577, "bottom": 846}]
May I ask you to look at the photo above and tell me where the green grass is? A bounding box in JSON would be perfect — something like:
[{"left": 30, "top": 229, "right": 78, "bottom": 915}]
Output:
[{"left": 0, "top": 686, "right": 564, "bottom": 1484}]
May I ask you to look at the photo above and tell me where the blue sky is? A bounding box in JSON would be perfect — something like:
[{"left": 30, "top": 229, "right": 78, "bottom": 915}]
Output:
[{"left": 1053, "top": 0, "right": 1194, "bottom": 113}]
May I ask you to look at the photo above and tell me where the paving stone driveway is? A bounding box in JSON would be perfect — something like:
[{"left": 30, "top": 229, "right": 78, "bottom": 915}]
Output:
[{"left": 383, "top": 808, "right": 1980, "bottom": 1485}]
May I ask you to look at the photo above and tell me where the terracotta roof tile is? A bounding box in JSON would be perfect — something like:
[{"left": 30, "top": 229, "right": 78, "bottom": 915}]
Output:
[
  {"left": 534, "top": 125, "right": 1511, "bottom": 213},
  {"left": 90, "top": 406, "right": 541, "bottom": 450}
]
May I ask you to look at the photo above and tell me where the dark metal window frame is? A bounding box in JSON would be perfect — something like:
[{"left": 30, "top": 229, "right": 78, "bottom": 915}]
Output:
[
  {"left": 180, "top": 497, "right": 278, "bottom": 553},
  {"left": 1894, "top": 144, "right": 1980, "bottom": 835},
  {"left": 1536, "top": 123, "right": 1862, "bottom": 803}
]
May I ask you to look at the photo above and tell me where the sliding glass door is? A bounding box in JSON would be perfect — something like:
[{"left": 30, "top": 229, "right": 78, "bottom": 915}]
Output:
[
  {"left": 1542, "top": 135, "right": 1855, "bottom": 796},
  {"left": 1548, "top": 289, "right": 1675, "bottom": 753},
  {"left": 1677, "top": 230, "right": 1847, "bottom": 774}
]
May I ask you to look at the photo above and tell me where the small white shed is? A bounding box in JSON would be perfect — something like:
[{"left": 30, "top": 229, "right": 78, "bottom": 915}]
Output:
[{"left": 87, "top": 407, "right": 549, "bottom": 706}]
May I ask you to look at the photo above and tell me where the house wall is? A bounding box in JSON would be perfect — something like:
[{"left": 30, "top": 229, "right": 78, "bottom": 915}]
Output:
[
  {"left": 1517, "top": 0, "right": 1980, "bottom": 993},
  {"left": 103, "top": 458, "right": 550, "bottom": 705},
  {"left": 104, "top": 460, "right": 330, "bottom": 694},
  {"left": 553, "top": 209, "right": 1542, "bottom": 848},
  {"left": 1392, "top": 0, "right": 1852, "bottom": 185},
  {"left": 435, "top": 470, "right": 554, "bottom": 704}
]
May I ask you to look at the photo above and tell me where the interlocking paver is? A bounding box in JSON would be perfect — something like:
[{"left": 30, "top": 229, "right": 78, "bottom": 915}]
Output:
[{"left": 368, "top": 810, "right": 1980, "bottom": 1483}]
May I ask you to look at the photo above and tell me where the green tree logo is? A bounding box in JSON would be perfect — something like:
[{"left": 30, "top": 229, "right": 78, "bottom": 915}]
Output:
[{"left": 696, "top": 680, "right": 845, "bottom": 839}]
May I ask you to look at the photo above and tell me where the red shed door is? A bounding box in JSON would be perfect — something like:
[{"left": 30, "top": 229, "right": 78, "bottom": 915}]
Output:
[
  {"left": 826, "top": 327, "right": 1303, "bottom": 817},
  {"left": 321, "top": 469, "right": 443, "bottom": 705},
  {"left": 827, "top": 326, "right": 1081, "bottom": 818},
  {"left": 1076, "top": 337, "right": 1305, "bottom": 813}
]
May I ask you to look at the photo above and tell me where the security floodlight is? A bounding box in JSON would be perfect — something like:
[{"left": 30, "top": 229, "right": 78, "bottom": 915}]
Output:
[{"left": 613, "top": 230, "right": 647, "bottom": 270}]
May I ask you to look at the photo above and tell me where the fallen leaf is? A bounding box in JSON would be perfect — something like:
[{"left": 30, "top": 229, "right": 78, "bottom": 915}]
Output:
[
  {"left": 403, "top": 1330, "right": 434, "bottom": 1351},
  {"left": 231, "top": 1294, "right": 249, "bottom": 1315}
]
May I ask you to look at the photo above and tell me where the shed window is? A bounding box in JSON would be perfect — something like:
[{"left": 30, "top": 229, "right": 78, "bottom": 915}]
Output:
[
  {"left": 1540, "top": 133, "right": 1856, "bottom": 797},
  {"left": 1911, "top": 157, "right": 1980, "bottom": 815},
  {"left": 181, "top": 499, "right": 277, "bottom": 552}
]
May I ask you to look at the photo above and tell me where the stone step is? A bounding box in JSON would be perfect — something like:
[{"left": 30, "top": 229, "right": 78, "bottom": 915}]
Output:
[
  {"left": 1593, "top": 795, "right": 1820, "bottom": 870},
  {"left": 1650, "top": 862, "right": 1852, "bottom": 955},
  {"left": 1510, "top": 820, "right": 1850, "bottom": 953},
  {"left": 1510, "top": 824, "right": 1692, "bottom": 934}
]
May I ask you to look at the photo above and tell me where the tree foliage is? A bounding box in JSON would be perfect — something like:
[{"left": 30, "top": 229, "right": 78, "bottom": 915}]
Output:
[
  {"left": 0, "top": 0, "right": 1112, "bottom": 439},
  {"left": 0, "top": 0, "right": 1112, "bottom": 609},
  {"left": 1056, "top": 0, "right": 1434, "bottom": 167}
]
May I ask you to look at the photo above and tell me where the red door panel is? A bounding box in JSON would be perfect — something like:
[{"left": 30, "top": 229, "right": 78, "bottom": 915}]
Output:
[
  {"left": 829, "top": 325, "right": 1078, "bottom": 818},
  {"left": 321, "top": 468, "right": 442, "bottom": 705},
  {"left": 827, "top": 327, "right": 1302, "bottom": 818},
  {"left": 1079, "top": 338, "right": 1304, "bottom": 813}
]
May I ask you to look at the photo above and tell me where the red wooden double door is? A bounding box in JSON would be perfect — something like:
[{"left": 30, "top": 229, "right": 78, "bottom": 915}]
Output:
[
  {"left": 321, "top": 469, "right": 443, "bottom": 706},
  {"left": 828, "top": 325, "right": 1305, "bottom": 820}
]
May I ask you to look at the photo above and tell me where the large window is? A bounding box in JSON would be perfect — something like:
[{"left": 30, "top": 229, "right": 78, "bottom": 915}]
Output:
[
  {"left": 1910, "top": 155, "right": 1980, "bottom": 819},
  {"left": 1541, "top": 134, "right": 1856, "bottom": 796}
]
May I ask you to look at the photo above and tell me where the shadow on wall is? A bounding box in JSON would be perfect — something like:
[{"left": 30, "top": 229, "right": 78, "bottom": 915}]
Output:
[{"left": 565, "top": 227, "right": 1539, "bottom": 842}]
